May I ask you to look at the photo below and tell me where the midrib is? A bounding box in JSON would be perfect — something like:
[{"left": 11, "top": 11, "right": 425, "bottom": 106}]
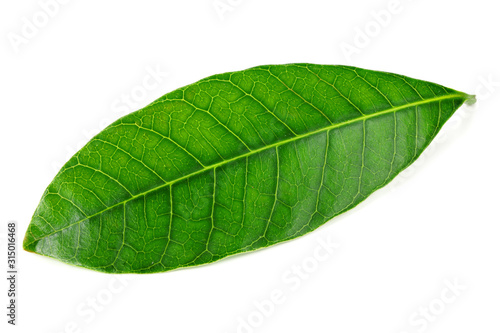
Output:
[{"left": 28, "top": 93, "right": 466, "bottom": 245}]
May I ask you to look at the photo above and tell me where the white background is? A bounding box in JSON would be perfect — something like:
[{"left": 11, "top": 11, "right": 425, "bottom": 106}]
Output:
[{"left": 1, "top": 0, "right": 499, "bottom": 332}]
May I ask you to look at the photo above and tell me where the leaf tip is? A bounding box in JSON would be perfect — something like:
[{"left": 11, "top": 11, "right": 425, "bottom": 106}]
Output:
[{"left": 22, "top": 232, "right": 37, "bottom": 253}]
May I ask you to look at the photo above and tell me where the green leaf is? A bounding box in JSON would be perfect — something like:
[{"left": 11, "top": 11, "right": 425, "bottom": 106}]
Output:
[{"left": 23, "top": 64, "right": 474, "bottom": 273}]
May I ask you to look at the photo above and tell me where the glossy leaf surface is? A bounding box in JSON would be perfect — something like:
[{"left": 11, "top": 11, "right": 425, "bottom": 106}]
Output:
[{"left": 23, "top": 64, "right": 474, "bottom": 273}]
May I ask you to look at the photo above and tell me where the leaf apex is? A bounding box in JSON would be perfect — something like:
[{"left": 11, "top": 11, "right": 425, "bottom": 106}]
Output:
[{"left": 22, "top": 234, "right": 37, "bottom": 253}]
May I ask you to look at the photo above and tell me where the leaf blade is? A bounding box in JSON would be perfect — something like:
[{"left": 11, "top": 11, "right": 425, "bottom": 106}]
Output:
[{"left": 24, "top": 64, "right": 473, "bottom": 273}]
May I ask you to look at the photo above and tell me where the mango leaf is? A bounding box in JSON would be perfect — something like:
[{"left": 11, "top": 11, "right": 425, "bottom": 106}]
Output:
[{"left": 23, "top": 64, "right": 474, "bottom": 273}]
